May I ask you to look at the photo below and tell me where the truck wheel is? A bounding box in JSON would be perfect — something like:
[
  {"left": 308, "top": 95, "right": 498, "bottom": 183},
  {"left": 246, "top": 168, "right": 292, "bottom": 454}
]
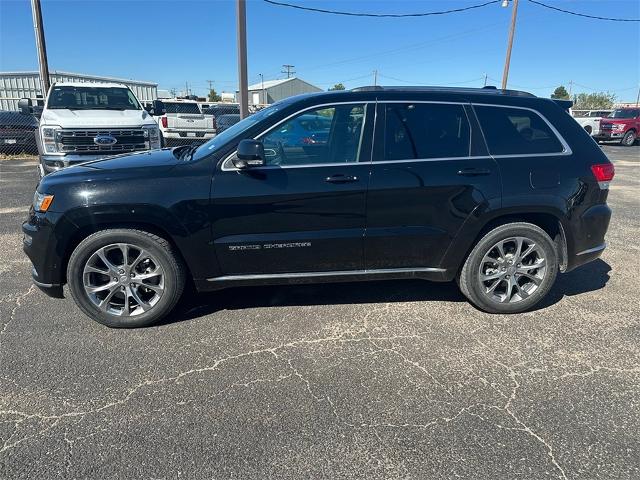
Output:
[
  {"left": 584, "top": 125, "right": 592, "bottom": 134},
  {"left": 621, "top": 130, "right": 636, "bottom": 146},
  {"left": 458, "top": 222, "right": 558, "bottom": 314},
  {"left": 67, "top": 229, "right": 185, "bottom": 328}
]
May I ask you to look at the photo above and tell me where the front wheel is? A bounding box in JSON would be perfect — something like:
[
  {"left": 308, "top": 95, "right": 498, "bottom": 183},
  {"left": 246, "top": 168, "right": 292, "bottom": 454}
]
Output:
[
  {"left": 458, "top": 223, "right": 558, "bottom": 314},
  {"left": 67, "top": 229, "right": 185, "bottom": 328},
  {"left": 621, "top": 130, "right": 636, "bottom": 146}
]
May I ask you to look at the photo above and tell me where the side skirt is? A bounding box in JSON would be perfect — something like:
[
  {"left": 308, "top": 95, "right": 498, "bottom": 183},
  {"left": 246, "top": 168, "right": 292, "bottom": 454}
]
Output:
[{"left": 196, "top": 267, "right": 450, "bottom": 292}]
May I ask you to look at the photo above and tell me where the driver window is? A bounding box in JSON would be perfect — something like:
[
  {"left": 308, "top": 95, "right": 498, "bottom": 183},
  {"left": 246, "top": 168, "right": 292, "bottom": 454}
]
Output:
[{"left": 259, "top": 104, "right": 365, "bottom": 166}]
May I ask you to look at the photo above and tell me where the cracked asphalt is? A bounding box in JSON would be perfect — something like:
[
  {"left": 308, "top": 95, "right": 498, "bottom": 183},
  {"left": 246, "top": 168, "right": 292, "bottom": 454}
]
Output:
[{"left": 1, "top": 146, "right": 638, "bottom": 479}]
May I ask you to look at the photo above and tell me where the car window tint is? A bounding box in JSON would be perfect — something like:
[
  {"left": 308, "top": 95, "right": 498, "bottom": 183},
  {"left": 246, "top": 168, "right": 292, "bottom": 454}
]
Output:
[
  {"left": 259, "top": 104, "right": 365, "bottom": 166},
  {"left": 164, "top": 103, "right": 201, "bottom": 114},
  {"left": 383, "top": 103, "right": 470, "bottom": 161},
  {"left": 475, "top": 105, "right": 564, "bottom": 155}
]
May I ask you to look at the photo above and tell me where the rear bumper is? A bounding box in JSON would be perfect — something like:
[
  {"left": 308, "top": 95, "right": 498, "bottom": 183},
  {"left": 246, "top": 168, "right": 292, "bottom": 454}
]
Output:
[
  {"left": 565, "top": 204, "right": 611, "bottom": 272},
  {"left": 162, "top": 130, "right": 215, "bottom": 140}
]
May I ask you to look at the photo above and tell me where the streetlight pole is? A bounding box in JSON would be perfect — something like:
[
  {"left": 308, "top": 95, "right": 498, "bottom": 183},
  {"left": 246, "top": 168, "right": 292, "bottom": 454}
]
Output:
[
  {"left": 501, "top": 0, "right": 519, "bottom": 90},
  {"left": 30, "top": 0, "right": 50, "bottom": 97},
  {"left": 236, "top": 0, "right": 249, "bottom": 118}
]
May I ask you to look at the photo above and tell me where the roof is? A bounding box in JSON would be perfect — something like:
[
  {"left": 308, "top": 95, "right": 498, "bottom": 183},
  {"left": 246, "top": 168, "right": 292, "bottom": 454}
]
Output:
[
  {"left": 351, "top": 85, "right": 536, "bottom": 98},
  {"left": 51, "top": 81, "right": 129, "bottom": 88},
  {"left": 0, "top": 70, "right": 157, "bottom": 86},
  {"left": 247, "top": 77, "right": 296, "bottom": 91}
]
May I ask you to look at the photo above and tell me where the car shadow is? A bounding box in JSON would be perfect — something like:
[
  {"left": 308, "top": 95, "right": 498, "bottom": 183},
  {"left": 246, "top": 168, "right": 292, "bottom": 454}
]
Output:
[{"left": 162, "top": 259, "right": 612, "bottom": 325}]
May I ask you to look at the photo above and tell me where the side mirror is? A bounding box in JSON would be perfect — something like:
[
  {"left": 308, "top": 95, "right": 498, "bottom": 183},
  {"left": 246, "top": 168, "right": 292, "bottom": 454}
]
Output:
[
  {"left": 233, "top": 139, "right": 266, "bottom": 168},
  {"left": 18, "top": 98, "right": 33, "bottom": 115},
  {"left": 152, "top": 99, "right": 166, "bottom": 116}
]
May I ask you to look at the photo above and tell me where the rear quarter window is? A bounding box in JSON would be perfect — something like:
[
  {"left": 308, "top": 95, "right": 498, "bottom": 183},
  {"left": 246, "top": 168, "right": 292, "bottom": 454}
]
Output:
[{"left": 474, "top": 105, "right": 565, "bottom": 156}]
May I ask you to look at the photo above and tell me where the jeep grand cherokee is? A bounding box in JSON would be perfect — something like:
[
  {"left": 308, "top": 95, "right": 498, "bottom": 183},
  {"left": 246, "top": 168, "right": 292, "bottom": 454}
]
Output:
[{"left": 23, "top": 86, "right": 614, "bottom": 328}]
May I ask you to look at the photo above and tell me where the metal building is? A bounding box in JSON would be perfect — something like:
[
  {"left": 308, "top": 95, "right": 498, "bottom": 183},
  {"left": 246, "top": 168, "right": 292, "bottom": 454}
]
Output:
[
  {"left": 0, "top": 71, "right": 158, "bottom": 110},
  {"left": 245, "top": 77, "right": 322, "bottom": 106}
]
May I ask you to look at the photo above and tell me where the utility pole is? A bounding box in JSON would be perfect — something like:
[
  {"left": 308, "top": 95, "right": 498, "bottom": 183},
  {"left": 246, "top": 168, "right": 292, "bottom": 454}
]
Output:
[
  {"left": 30, "top": 0, "right": 50, "bottom": 96},
  {"left": 373, "top": 70, "right": 378, "bottom": 87},
  {"left": 184, "top": 81, "right": 190, "bottom": 96},
  {"left": 281, "top": 64, "right": 295, "bottom": 78},
  {"left": 237, "top": 0, "right": 249, "bottom": 118},
  {"left": 635, "top": 84, "right": 639, "bottom": 107},
  {"left": 568, "top": 80, "right": 573, "bottom": 97},
  {"left": 259, "top": 73, "right": 265, "bottom": 105},
  {"left": 206, "top": 80, "right": 214, "bottom": 91},
  {"left": 501, "top": 0, "right": 519, "bottom": 90},
  {"left": 483, "top": 73, "right": 488, "bottom": 87}
]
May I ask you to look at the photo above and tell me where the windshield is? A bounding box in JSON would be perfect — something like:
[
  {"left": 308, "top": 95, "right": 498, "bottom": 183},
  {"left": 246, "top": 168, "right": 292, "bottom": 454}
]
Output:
[
  {"left": 608, "top": 109, "right": 639, "bottom": 119},
  {"left": 164, "top": 102, "right": 201, "bottom": 114},
  {"left": 47, "top": 86, "right": 141, "bottom": 110},
  {"left": 192, "top": 102, "right": 289, "bottom": 161}
]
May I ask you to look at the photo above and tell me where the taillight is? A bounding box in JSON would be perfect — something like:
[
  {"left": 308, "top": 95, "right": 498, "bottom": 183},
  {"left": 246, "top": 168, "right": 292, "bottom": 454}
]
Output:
[
  {"left": 591, "top": 163, "right": 615, "bottom": 182},
  {"left": 161, "top": 116, "right": 168, "bottom": 128}
]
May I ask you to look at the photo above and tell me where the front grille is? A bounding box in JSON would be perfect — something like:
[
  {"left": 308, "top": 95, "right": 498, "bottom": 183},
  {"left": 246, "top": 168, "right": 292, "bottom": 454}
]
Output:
[
  {"left": 600, "top": 123, "right": 612, "bottom": 130},
  {"left": 58, "top": 129, "right": 147, "bottom": 153}
]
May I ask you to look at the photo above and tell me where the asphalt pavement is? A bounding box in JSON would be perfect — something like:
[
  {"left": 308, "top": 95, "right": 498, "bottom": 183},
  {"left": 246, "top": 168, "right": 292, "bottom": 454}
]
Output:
[{"left": 1, "top": 146, "right": 638, "bottom": 479}]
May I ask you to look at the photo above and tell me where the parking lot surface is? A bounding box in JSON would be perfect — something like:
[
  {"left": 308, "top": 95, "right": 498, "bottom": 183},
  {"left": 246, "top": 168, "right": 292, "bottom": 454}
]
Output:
[{"left": 1, "top": 146, "right": 638, "bottom": 479}]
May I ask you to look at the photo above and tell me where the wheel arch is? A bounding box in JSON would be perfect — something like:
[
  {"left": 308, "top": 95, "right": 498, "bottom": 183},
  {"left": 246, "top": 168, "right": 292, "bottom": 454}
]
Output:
[{"left": 440, "top": 209, "right": 568, "bottom": 276}]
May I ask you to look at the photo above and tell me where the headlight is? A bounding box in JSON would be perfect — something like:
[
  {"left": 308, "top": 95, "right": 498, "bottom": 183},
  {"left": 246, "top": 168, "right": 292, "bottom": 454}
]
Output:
[
  {"left": 40, "top": 125, "right": 62, "bottom": 154},
  {"left": 33, "top": 191, "right": 54, "bottom": 212},
  {"left": 143, "top": 125, "right": 161, "bottom": 149},
  {"left": 613, "top": 123, "right": 626, "bottom": 131}
]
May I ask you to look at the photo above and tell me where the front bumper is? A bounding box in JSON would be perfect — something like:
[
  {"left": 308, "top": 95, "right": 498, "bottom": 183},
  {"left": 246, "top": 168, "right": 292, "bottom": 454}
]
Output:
[
  {"left": 22, "top": 212, "right": 65, "bottom": 298},
  {"left": 593, "top": 131, "right": 624, "bottom": 141}
]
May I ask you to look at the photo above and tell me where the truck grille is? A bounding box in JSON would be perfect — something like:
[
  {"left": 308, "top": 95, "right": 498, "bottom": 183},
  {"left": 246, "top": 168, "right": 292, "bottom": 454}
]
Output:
[{"left": 58, "top": 129, "right": 147, "bottom": 153}]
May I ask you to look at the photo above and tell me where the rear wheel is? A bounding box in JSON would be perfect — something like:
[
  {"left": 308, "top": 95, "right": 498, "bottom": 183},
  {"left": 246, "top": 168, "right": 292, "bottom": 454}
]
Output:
[
  {"left": 459, "top": 222, "right": 558, "bottom": 313},
  {"left": 67, "top": 229, "right": 185, "bottom": 328},
  {"left": 621, "top": 130, "right": 636, "bottom": 146}
]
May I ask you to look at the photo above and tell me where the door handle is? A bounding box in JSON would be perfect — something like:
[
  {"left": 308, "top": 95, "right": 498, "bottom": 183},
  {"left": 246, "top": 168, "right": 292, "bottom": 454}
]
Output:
[
  {"left": 326, "top": 174, "right": 359, "bottom": 184},
  {"left": 457, "top": 168, "right": 491, "bottom": 177}
]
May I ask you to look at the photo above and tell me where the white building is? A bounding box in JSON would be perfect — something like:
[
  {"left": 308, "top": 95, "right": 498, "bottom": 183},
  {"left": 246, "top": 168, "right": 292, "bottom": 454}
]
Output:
[{"left": 245, "top": 77, "right": 322, "bottom": 106}]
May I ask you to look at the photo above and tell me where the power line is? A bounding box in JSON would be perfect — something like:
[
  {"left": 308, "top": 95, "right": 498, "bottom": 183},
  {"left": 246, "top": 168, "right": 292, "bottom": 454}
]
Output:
[
  {"left": 281, "top": 64, "right": 296, "bottom": 78},
  {"left": 527, "top": 0, "right": 639, "bottom": 22},
  {"left": 263, "top": 0, "right": 500, "bottom": 18}
]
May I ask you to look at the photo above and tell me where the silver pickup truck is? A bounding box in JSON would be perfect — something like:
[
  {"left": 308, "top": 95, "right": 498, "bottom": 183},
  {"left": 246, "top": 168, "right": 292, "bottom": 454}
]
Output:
[{"left": 155, "top": 99, "right": 215, "bottom": 146}]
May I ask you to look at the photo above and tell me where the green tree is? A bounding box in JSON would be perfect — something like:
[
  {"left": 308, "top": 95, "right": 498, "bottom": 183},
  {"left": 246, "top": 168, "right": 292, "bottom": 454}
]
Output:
[
  {"left": 573, "top": 92, "right": 616, "bottom": 110},
  {"left": 551, "top": 85, "right": 569, "bottom": 99},
  {"left": 328, "top": 83, "right": 346, "bottom": 91},
  {"left": 208, "top": 88, "right": 222, "bottom": 102}
]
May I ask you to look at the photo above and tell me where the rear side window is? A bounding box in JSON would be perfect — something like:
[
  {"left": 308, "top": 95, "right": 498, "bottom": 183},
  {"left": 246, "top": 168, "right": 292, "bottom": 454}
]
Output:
[
  {"left": 164, "top": 103, "right": 201, "bottom": 114},
  {"left": 474, "top": 105, "right": 564, "bottom": 155},
  {"left": 383, "top": 103, "right": 470, "bottom": 160}
]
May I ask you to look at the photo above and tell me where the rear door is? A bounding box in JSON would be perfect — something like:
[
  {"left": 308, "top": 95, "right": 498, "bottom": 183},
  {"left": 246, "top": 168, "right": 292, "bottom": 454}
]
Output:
[
  {"left": 364, "top": 101, "right": 501, "bottom": 270},
  {"left": 211, "top": 102, "right": 373, "bottom": 275}
]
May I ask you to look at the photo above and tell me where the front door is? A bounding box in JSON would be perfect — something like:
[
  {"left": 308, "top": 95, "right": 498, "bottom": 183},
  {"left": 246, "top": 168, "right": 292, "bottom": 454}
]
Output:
[
  {"left": 211, "top": 103, "right": 373, "bottom": 275},
  {"left": 364, "top": 101, "right": 501, "bottom": 269}
]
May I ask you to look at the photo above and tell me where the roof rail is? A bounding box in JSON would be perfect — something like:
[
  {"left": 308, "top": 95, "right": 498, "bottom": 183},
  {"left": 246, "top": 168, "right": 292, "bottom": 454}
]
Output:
[{"left": 350, "top": 85, "right": 535, "bottom": 97}]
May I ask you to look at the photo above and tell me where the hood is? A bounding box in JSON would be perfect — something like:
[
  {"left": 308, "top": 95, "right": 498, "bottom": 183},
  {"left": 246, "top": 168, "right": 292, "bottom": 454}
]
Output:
[{"left": 40, "top": 108, "right": 157, "bottom": 128}]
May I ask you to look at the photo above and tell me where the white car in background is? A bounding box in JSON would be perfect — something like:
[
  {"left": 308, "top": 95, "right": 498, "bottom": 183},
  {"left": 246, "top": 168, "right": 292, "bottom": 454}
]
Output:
[
  {"left": 154, "top": 99, "right": 215, "bottom": 146},
  {"left": 572, "top": 109, "right": 613, "bottom": 136}
]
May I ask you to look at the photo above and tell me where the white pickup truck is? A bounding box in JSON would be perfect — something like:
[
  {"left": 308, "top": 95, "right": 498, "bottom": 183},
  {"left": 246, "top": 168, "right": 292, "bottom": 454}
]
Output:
[
  {"left": 572, "top": 109, "right": 613, "bottom": 136},
  {"left": 154, "top": 99, "right": 215, "bottom": 146},
  {"left": 20, "top": 82, "right": 162, "bottom": 176}
]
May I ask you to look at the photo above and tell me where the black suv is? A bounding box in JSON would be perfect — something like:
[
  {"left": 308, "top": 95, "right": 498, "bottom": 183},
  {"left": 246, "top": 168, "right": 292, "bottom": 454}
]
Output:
[{"left": 23, "top": 87, "right": 614, "bottom": 328}]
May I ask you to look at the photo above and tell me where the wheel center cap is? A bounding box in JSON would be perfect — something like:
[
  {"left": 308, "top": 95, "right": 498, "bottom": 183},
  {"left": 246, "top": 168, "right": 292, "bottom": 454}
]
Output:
[
  {"left": 120, "top": 275, "right": 128, "bottom": 283},
  {"left": 507, "top": 266, "right": 516, "bottom": 276}
]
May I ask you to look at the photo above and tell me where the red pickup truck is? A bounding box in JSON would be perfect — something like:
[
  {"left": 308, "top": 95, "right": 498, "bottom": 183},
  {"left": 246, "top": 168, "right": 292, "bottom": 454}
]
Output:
[{"left": 594, "top": 107, "right": 640, "bottom": 146}]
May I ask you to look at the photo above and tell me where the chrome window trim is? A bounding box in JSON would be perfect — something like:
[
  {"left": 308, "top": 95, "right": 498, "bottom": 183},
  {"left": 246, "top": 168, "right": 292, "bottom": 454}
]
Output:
[
  {"left": 207, "top": 266, "right": 446, "bottom": 282},
  {"left": 220, "top": 99, "right": 573, "bottom": 171},
  {"left": 472, "top": 102, "right": 573, "bottom": 157},
  {"left": 221, "top": 101, "right": 370, "bottom": 171}
]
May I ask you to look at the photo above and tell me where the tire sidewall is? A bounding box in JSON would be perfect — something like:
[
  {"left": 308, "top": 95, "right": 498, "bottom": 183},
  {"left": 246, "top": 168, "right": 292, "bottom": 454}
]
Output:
[
  {"left": 464, "top": 224, "right": 558, "bottom": 314},
  {"left": 67, "top": 230, "right": 181, "bottom": 328},
  {"left": 622, "top": 130, "right": 636, "bottom": 146}
]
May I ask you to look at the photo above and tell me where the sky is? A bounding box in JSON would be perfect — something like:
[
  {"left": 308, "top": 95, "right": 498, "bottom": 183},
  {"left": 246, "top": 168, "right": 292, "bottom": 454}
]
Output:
[{"left": 0, "top": 0, "right": 638, "bottom": 101}]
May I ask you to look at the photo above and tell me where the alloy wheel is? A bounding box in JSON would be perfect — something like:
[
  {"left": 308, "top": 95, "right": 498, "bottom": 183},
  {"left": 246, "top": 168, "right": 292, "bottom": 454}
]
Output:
[
  {"left": 478, "top": 236, "right": 547, "bottom": 304},
  {"left": 82, "top": 243, "right": 165, "bottom": 316}
]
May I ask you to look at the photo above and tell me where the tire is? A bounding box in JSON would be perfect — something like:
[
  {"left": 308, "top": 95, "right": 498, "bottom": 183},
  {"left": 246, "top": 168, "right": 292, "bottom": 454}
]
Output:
[
  {"left": 621, "top": 130, "right": 636, "bottom": 147},
  {"left": 67, "top": 229, "right": 185, "bottom": 328},
  {"left": 458, "top": 222, "right": 558, "bottom": 314}
]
